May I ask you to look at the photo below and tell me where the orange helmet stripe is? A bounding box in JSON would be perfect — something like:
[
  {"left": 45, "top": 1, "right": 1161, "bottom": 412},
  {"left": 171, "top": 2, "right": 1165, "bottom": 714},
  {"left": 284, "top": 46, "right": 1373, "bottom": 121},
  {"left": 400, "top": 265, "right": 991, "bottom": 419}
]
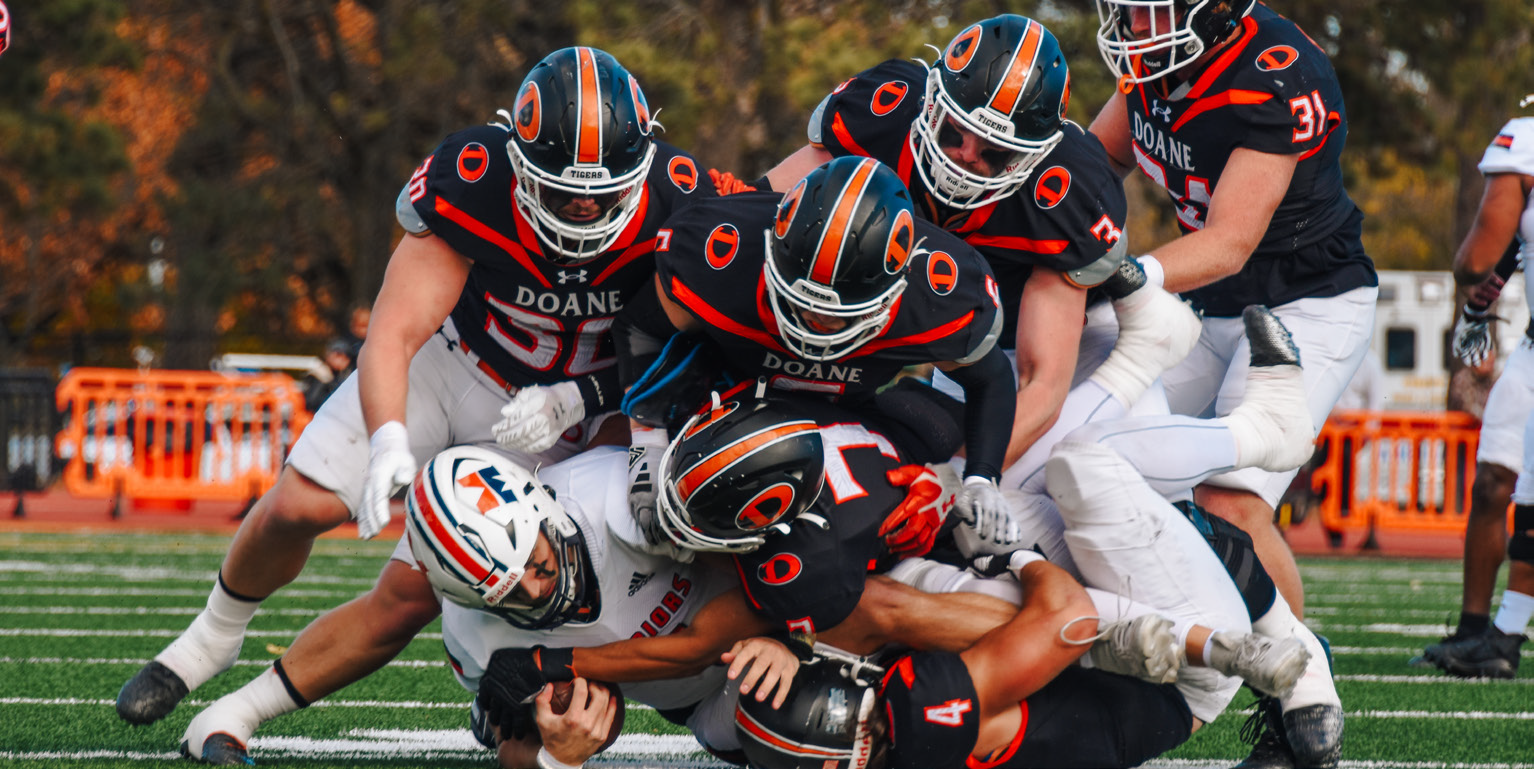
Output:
[
  {"left": 988, "top": 20, "right": 1043, "bottom": 117},
  {"left": 809, "top": 157, "right": 878, "bottom": 285},
  {"left": 675, "top": 422, "right": 818, "bottom": 501},
  {"left": 575, "top": 47, "right": 602, "bottom": 165}
]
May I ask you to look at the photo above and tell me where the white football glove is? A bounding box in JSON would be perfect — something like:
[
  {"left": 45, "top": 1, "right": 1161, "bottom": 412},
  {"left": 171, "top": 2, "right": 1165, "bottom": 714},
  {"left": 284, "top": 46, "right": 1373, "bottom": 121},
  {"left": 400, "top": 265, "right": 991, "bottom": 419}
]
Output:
[
  {"left": 358, "top": 421, "right": 415, "bottom": 540},
  {"left": 627, "top": 426, "right": 669, "bottom": 549},
  {"left": 493, "top": 381, "right": 585, "bottom": 454},
  {"left": 953, "top": 476, "right": 1022, "bottom": 558},
  {"left": 1451, "top": 307, "right": 1496, "bottom": 367}
]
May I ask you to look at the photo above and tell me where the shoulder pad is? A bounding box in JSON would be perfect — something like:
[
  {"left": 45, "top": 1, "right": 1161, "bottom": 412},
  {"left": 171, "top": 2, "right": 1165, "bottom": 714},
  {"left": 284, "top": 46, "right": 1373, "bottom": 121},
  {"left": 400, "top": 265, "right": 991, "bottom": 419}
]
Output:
[
  {"left": 1066, "top": 237, "right": 1128, "bottom": 289},
  {"left": 807, "top": 93, "right": 831, "bottom": 146},
  {"left": 395, "top": 185, "right": 431, "bottom": 236},
  {"left": 1480, "top": 118, "right": 1534, "bottom": 177},
  {"left": 952, "top": 310, "right": 1003, "bottom": 366}
]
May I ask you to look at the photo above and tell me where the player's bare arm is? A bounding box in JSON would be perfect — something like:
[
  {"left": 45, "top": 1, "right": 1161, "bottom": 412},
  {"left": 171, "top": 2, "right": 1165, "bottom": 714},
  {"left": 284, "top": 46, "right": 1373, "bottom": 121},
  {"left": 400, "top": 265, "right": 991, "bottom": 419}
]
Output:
[
  {"left": 567, "top": 587, "right": 774, "bottom": 682},
  {"left": 357, "top": 233, "right": 470, "bottom": 432},
  {"left": 1150, "top": 147, "right": 1297, "bottom": 294},
  {"left": 819, "top": 575, "right": 1017, "bottom": 655},
  {"left": 1001, "top": 268, "right": 1085, "bottom": 466},
  {"left": 1453, "top": 172, "right": 1533, "bottom": 283},
  {"left": 961, "top": 558, "right": 1096, "bottom": 716},
  {"left": 765, "top": 144, "right": 834, "bottom": 193},
  {"left": 1087, "top": 91, "right": 1136, "bottom": 179}
]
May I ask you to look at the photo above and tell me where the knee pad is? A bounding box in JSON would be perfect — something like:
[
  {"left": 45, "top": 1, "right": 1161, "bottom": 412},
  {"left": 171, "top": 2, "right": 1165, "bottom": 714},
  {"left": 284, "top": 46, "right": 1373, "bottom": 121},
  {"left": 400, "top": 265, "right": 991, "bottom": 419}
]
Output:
[
  {"left": 1174, "top": 500, "right": 1277, "bottom": 621},
  {"left": 1509, "top": 505, "right": 1534, "bottom": 563}
]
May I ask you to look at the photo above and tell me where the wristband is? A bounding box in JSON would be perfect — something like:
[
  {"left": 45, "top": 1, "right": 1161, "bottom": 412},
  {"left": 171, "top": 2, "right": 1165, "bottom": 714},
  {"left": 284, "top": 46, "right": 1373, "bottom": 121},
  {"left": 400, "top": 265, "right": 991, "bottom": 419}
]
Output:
[
  {"left": 536, "top": 746, "right": 585, "bottom": 769},
  {"left": 1138, "top": 255, "right": 1166, "bottom": 290},
  {"left": 1008, "top": 549, "right": 1047, "bottom": 573},
  {"left": 537, "top": 645, "right": 578, "bottom": 682},
  {"left": 630, "top": 425, "right": 669, "bottom": 449}
]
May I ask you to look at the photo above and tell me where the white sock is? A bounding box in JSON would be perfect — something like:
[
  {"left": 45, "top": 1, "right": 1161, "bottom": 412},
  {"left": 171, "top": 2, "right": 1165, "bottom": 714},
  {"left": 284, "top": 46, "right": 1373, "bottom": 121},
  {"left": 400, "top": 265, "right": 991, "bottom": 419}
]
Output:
[
  {"left": 155, "top": 578, "right": 261, "bottom": 689},
  {"left": 1493, "top": 590, "right": 1534, "bottom": 635},
  {"left": 1252, "top": 593, "right": 1338, "bottom": 710},
  {"left": 184, "top": 667, "right": 303, "bottom": 754}
]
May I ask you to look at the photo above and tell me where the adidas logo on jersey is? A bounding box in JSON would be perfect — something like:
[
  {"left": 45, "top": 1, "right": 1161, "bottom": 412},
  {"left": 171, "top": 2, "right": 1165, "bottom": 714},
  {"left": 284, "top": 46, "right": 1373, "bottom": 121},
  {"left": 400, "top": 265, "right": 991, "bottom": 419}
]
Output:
[{"left": 628, "top": 571, "right": 653, "bottom": 597}]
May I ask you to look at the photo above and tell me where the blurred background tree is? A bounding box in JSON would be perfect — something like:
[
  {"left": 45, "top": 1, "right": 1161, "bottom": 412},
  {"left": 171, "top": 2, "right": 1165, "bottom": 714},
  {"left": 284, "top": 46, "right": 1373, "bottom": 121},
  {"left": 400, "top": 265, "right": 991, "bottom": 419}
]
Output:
[{"left": 0, "top": 0, "right": 1529, "bottom": 368}]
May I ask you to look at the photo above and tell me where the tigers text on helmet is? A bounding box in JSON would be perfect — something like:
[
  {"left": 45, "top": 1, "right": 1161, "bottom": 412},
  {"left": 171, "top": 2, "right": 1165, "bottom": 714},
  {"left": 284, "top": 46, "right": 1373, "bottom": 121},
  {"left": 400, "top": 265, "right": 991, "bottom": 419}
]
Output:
[
  {"left": 765, "top": 156, "right": 916, "bottom": 361},
  {"left": 657, "top": 393, "right": 826, "bottom": 553},
  {"left": 736, "top": 656, "right": 886, "bottom": 769},
  {"left": 503, "top": 46, "right": 657, "bottom": 263},
  {"left": 404, "top": 445, "right": 598, "bottom": 629},
  {"left": 1095, "top": 0, "right": 1256, "bottom": 86},
  {"left": 912, "top": 14, "right": 1070, "bottom": 210}
]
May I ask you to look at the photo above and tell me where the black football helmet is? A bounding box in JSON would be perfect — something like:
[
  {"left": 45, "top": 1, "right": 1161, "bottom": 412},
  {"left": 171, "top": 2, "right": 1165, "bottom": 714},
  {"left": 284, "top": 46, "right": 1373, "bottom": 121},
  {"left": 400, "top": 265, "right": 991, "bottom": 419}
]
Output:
[
  {"left": 765, "top": 156, "right": 916, "bottom": 361},
  {"left": 657, "top": 392, "right": 826, "bottom": 553},
  {"left": 736, "top": 657, "right": 886, "bottom": 769},
  {"left": 1095, "top": 0, "right": 1256, "bottom": 86},
  {"left": 912, "top": 15, "right": 1070, "bottom": 209},
  {"left": 501, "top": 46, "right": 657, "bottom": 262}
]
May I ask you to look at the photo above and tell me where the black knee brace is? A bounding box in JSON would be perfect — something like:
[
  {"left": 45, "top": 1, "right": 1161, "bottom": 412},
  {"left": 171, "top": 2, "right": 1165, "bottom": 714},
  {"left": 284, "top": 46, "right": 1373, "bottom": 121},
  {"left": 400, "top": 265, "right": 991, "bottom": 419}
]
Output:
[
  {"left": 1508, "top": 504, "right": 1534, "bottom": 563},
  {"left": 1174, "top": 500, "right": 1278, "bottom": 621}
]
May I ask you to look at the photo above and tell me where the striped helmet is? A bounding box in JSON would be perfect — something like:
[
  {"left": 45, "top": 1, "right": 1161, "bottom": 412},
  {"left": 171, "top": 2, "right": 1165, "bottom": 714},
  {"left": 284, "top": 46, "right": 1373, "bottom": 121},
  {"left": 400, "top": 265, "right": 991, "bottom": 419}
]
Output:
[{"left": 404, "top": 445, "right": 596, "bottom": 629}]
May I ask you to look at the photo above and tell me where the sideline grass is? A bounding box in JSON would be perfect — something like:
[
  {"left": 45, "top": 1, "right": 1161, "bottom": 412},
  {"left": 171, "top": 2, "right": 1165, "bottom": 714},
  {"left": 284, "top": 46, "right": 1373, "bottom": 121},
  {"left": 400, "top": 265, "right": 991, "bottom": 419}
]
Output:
[{"left": 0, "top": 530, "right": 1528, "bottom": 768}]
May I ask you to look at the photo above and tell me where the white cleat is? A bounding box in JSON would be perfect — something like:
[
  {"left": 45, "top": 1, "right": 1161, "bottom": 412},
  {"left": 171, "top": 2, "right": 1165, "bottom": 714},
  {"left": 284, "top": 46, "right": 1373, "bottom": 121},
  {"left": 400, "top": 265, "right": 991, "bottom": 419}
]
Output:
[
  {"left": 1206, "top": 631, "right": 1311, "bottom": 700},
  {"left": 1221, "top": 306, "right": 1314, "bottom": 472},
  {"left": 1088, "top": 613, "right": 1180, "bottom": 685},
  {"left": 1089, "top": 262, "right": 1202, "bottom": 408}
]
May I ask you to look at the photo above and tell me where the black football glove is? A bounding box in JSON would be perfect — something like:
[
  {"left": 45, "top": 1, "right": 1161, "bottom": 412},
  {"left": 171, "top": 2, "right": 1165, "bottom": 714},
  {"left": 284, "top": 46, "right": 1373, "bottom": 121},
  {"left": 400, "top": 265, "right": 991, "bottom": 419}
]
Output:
[{"left": 480, "top": 645, "right": 576, "bottom": 711}]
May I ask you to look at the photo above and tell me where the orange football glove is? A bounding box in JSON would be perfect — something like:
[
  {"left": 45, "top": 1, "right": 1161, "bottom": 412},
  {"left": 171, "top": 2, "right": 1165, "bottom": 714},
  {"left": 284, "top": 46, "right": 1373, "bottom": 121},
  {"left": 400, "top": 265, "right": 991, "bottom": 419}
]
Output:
[
  {"left": 708, "top": 168, "right": 757, "bottom": 196},
  {"left": 879, "top": 464, "right": 955, "bottom": 558}
]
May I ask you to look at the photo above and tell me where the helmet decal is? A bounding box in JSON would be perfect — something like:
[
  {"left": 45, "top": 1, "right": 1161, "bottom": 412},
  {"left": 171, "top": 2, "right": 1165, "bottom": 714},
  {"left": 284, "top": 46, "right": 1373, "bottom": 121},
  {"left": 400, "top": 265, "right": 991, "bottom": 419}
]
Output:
[
  {"left": 630, "top": 74, "right": 653, "bottom": 134},
  {"left": 669, "top": 155, "right": 699, "bottom": 192},
  {"left": 736, "top": 481, "right": 798, "bottom": 531},
  {"left": 883, "top": 208, "right": 915, "bottom": 275},
  {"left": 1059, "top": 71, "right": 1072, "bottom": 120},
  {"left": 1033, "top": 166, "right": 1071, "bottom": 209},
  {"left": 675, "top": 422, "right": 821, "bottom": 502},
  {"left": 944, "top": 23, "right": 983, "bottom": 72},
  {"left": 683, "top": 400, "right": 740, "bottom": 440},
  {"left": 809, "top": 158, "right": 879, "bottom": 285},
  {"left": 1256, "top": 45, "right": 1299, "bottom": 72},
  {"left": 986, "top": 18, "right": 1045, "bottom": 116},
  {"left": 455, "top": 463, "right": 520, "bottom": 512},
  {"left": 456, "top": 142, "right": 490, "bottom": 183},
  {"left": 775, "top": 179, "right": 807, "bottom": 239},
  {"left": 514, "top": 82, "right": 541, "bottom": 143},
  {"left": 870, "top": 81, "right": 910, "bottom": 117},
  {"left": 758, "top": 553, "right": 803, "bottom": 585},
  {"left": 926, "top": 251, "right": 958, "bottom": 296},
  {"left": 574, "top": 47, "right": 604, "bottom": 165},
  {"left": 705, "top": 224, "right": 741, "bottom": 270}
]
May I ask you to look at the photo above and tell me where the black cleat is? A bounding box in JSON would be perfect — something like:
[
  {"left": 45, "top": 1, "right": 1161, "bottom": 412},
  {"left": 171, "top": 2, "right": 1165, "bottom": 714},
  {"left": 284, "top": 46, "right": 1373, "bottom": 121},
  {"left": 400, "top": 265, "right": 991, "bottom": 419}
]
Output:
[
  {"left": 1283, "top": 703, "right": 1344, "bottom": 769},
  {"left": 1234, "top": 696, "right": 1295, "bottom": 769},
  {"left": 1100, "top": 255, "right": 1148, "bottom": 301},
  {"left": 1243, "top": 305, "right": 1301, "bottom": 368},
  {"left": 116, "top": 661, "right": 190, "bottom": 725},
  {"left": 1421, "top": 626, "right": 1525, "bottom": 679},
  {"left": 181, "top": 733, "right": 254, "bottom": 766}
]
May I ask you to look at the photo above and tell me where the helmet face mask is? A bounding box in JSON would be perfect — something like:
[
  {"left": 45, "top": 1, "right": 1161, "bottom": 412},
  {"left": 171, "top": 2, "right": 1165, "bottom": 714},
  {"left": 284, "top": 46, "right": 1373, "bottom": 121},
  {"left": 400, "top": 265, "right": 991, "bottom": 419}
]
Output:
[
  {"left": 911, "top": 15, "right": 1069, "bottom": 210},
  {"left": 405, "top": 446, "right": 598, "bottom": 629},
  {"left": 504, "top": 47, "right": 658, "bottom": 263},
  {"left": 764, "top": 157, "right": 917, "bottom": 361},
  {"left": 656, "top": 395, "right": 826, "bottom": 554},
  {"left": 1095, "top": 0, "right": 1256, "bottom": 85}
]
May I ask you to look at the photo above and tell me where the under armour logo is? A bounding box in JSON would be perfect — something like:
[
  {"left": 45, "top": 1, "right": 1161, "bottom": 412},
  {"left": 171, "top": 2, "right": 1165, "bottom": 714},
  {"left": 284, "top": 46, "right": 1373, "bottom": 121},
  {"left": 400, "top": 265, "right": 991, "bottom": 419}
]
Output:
[
  {"left": 1151, "top": 100, "right": 1173, "bottom": 123},
  {"left": 557, "top": 269, "right": 588, "bottom": 284}
]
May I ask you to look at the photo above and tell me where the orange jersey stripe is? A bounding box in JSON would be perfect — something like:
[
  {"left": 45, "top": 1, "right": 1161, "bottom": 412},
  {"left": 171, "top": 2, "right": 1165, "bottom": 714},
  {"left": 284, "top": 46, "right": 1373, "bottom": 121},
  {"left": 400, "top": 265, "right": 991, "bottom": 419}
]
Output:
[
  {"left": 987, "top": 20, "right": 1043, "bottom": 116},
  {"left": 576, "top": 47, "right": 602, "bottom": 165},
  {"left": 676, "top": 422, "right": 819, "bottom": 500},
  {"left": 809, "top": 158, "right": 877, "bottom": 285}
]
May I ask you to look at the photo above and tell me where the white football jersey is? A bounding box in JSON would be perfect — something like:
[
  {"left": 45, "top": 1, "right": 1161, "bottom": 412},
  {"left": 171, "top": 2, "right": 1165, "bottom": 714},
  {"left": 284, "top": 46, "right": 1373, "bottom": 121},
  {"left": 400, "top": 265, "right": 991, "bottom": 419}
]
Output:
[
  {"left": 440, "top": 446, "right": 731, "bottom": 711},
  {"left": 1479, "top": 117, "right": 1534, "bottom": 313}
]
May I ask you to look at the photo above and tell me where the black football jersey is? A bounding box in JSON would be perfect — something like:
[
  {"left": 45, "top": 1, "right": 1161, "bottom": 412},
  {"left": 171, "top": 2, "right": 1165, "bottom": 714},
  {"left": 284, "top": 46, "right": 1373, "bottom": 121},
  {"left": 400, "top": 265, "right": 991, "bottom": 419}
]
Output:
[
  {"left": 815, "top": 59, "right": 1129, "bottom": 346},
  {"left": 655, "top": 191, "right": 1003, "bottom": 402},
  {"left": 401, "top": 123, "right": 712, "bottom": 389},
  {"left": 731, "top": 399, "right": 913, "bottom": 634},
  {"left": 880, "top": 653, "right": 1192, "bottom": 769},
  {"left": 1120, "top": 4, "right": 1375, "bottom": 316}
]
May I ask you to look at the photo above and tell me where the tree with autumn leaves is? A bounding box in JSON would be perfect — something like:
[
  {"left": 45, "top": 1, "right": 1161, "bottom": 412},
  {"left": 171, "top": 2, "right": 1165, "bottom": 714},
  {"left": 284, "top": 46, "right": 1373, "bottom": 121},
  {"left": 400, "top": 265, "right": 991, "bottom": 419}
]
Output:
[{"left": 0, "top": 0, "right": 1529, "bottom": 368}]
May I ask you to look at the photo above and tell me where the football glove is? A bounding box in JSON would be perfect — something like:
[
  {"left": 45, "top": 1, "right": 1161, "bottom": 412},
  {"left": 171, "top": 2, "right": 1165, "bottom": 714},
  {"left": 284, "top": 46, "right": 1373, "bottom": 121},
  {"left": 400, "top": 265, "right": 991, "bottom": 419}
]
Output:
[
  {"left": 494, "top": 381, "right": 585, "bottom": 454},
  {"left": 627, "top": 427, "right": 669, "bottom": 548},
  {"left": 1451, "top": 306, "right": 1498, "bottom": 367},
  {"left": 708, "top": 168, "right": 757, "bottom": 196},
  {"left": 481, "top": 646, "right": 576, "bottom": 711},
  {"left": 953, "top": 476, "right": 1021, "bottom": 557},
  {"left": 879, "top": 464, "right": 958, "bottom": 558},
  {"left": 358, "top": 421, "right": 414, "bottom": 540}
]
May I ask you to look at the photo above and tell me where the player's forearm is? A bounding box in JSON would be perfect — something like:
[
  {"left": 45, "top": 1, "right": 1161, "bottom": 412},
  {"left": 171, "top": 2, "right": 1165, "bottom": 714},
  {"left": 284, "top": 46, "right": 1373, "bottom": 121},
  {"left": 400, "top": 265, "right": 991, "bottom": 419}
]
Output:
[
  {"left": 823, "top": 577, "right": 1015, "bottom": 654},
  {"left": 941, "top": 349, "right": 1015, "bottom": 480},
  {"left": 357, "top": 339, "right": 413, "bottom": 434},
  {"left": 1151, "top": 226, "right": 1259, "bottom": 295},
  {"left": 569, "top": 590, "right": 770, "bottom": 682},
  {"left": 1003, "top": 374, "right": 1067, "bottom": 467}
]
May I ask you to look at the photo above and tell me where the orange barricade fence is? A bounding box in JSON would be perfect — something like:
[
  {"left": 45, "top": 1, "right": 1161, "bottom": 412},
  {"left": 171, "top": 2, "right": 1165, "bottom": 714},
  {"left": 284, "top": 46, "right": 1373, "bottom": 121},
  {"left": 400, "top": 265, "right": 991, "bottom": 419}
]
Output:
[
  {"left": 53, "top": 368, "right": 311, "bottom": 511},
  {"left": 1309, "top": 409, "right": 1484, "bottom": 536}
]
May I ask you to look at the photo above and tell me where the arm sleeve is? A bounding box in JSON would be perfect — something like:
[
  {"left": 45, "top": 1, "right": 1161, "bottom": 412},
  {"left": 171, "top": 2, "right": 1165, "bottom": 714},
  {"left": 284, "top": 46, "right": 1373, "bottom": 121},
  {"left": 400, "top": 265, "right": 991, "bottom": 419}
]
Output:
[
  {"left": 942, "top": 346, "right": 1016, "bottom": 481},
  {"left": 613, "top": 280, "right": 683, "bottom": 390}
]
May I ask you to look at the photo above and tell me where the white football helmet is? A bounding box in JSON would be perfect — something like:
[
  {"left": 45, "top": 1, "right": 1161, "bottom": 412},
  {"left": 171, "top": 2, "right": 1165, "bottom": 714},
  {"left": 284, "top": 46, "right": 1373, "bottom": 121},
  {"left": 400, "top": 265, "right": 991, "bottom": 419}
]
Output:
[{"left": 404, "top": 445, "right": 597, "bottom": 629}]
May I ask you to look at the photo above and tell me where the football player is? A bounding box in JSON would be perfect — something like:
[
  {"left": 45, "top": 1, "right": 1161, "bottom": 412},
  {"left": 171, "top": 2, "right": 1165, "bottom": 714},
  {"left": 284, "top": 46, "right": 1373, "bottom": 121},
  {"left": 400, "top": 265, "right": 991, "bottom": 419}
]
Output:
[
  {"left": 116, "top": 46, "right": 714, "bottom": 727},
  {"left": 734, "top": 308, "right": 1340, "bottom": 769},
  {"left": 759, "top": 15, "right": 1200, "bottom": 492},
  {"left": 1089, "top": 0, "right": 1377, "bottom": 635},
  {"left": 616, "top": 154, "right": 1025, "bottom": 542},
  {"left": 1417, "top": 105, "right": 1534, "bottom": 679}
]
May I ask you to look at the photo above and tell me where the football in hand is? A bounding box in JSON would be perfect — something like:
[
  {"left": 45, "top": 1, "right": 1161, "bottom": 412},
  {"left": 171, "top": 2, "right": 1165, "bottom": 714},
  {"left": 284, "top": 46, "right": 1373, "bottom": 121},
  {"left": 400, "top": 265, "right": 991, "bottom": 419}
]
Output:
[{"left": 546, "top": 680, "right": 626, "bottom": 751}]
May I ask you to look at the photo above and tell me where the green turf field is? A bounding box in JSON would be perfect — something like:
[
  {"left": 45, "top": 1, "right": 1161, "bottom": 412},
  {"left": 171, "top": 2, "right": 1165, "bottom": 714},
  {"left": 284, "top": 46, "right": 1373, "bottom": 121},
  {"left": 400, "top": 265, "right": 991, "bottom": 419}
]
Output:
[{"left": 0, "top": 530, "right": 1528, "bottom": 768}]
